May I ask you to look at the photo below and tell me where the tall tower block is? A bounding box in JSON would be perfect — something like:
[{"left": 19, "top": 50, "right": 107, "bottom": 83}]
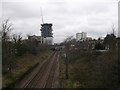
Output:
[{"left": 40, "top": 23, "right": 53, "bottom": 45}]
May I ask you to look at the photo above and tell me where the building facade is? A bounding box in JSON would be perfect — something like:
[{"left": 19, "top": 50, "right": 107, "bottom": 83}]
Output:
[
  {"left": 28, "top": 35, "right": 42, "bottom": 43},
  {"left": 40, "top": 23, "right": 53, "bottom": 45},
  {"left": 76, "top": 32, "right": 87, "bottom": 41}
]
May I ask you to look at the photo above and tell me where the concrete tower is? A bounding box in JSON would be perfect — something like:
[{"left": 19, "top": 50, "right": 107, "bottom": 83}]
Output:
[{"left": 40, "top": 23, "right": 53, "bottom": 45}]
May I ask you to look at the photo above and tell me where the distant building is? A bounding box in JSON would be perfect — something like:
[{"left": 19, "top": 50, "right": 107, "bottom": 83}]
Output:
[
  {"left": 41, "top": 23, "right": 53, "bottom": 37},
  {"left": 28, "top": 35, "right": 42, "bottom": 43},
  {"left": 43, "top": 37, "right": 53, "bottom": 45},
  {"left": 76, "top": 32, "right": 87, "bottom": 41},
  {"left": 86, "top": 37, "right": 92, "bottom": 41},
  {"left": 40, "top": 23, "right": 53, "bottom": 45}
]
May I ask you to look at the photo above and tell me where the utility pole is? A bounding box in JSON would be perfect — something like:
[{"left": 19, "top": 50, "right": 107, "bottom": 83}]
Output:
[
  {"left": 65, "top": 53, "right": 68, "bottom": 79},
  {"left": 64, "top": 45, "right": 69, "bottom": 79},
  {"left": 118, "top": 2, "right": 120, "bottom": 87},
  {"left": 8, "top": 44, "right": 13, "bottom": 78},
  {"left": 8, "top": 44, "right": 16, "bottom": 78}
]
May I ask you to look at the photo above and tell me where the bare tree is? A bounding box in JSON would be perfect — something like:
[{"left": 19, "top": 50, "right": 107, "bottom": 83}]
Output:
[
  {"left": 2, "top": 19, "right": 14, "bottom": 77},
  {"left": 63, "top": 35, "right": 74, "bottom": 79},
  {"left": 12, "top": 33, "right": 22, "bottom": 44},
  {"left": 64, "top": 35, "right": 74, "bottom": 43},
  {"left": 2, "top": 19, "right": 14, "bottom": 42}
]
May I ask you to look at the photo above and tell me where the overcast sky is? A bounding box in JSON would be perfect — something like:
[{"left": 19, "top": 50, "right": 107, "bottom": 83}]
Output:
[{"left": 1, "top": 0, "right": 119, "bottom": 43}]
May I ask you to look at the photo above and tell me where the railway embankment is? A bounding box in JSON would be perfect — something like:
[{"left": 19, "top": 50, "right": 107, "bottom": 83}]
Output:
[{"left": 2, "top": 51, "right": 53, "bottom": 89}]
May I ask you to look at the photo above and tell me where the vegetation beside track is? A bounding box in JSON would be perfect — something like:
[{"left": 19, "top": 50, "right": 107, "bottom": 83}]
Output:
[
  {"left": 60, "top": 49, "right": 118, "bottom": 88},
  {"left": 2, "top": 51, "right": 53, "bottom": 88}
]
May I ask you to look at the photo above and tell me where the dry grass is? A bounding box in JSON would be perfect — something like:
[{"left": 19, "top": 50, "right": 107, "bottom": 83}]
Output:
[{"left": 2, "top": 51, "right": 52, "bottom": 88}]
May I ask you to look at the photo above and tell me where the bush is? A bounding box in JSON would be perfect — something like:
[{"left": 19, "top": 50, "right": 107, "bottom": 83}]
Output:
[
  {"left": 66, "top": 50, "right": 118, "bottom": 88},
  {"left": 95, "top": 43, "right": 105, "bottom": 50}
]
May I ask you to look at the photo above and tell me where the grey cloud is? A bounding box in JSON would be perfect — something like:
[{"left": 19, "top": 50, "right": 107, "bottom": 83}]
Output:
[
  {"left": 3, "top": 2, "right": 43, "bottom": 20},
  {"left": 67, "top": 2, "right": 110, "bottom": 17},
  {"left": 2, "top": 0, "right": 118, "bottom": 43}
]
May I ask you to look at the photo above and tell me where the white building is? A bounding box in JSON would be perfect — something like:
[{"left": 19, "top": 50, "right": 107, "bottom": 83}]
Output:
[
  {"left": 28, "top": 35, "right": 53, "bottom": 45},
  {"left": 76, "top": 32, "right": 87, "bottom": 41},
  {"left": 43, "top": 37, "right": 53, "bottom": 45},
  {"left": 28, "top": 35, "right": 42, "bottom": 43}
]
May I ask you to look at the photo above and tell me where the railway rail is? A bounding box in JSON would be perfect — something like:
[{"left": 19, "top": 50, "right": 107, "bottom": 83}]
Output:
[{"left": 14, "top": 52, "right": 59, "bottom": 88}]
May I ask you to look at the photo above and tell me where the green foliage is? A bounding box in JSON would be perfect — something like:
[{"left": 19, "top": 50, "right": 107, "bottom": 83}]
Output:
[
  {"left": 2, "top": 50, "right": 52, "bottom": 88},
  {"left": 104, "top": 34, "right": 117, "bottom": 49},
  {"left": 16, "top": 43, "right": 28, "bottom": 56},
  {"left": 95, "top": 43, "right": 105, "bottom": 50},
  {"left": 61, "top": 49, "right": 118, "bottom": 88},
  {"left": 2, "top": 19, "right": 52, "bottom": 88}
]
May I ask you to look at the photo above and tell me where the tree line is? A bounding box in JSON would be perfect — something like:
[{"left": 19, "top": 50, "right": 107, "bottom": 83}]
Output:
[{"left": 1, "top": 19, "right": 50, "bottom": 66}]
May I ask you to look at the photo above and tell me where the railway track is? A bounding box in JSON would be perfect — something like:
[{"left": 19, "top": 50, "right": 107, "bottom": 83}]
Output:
[
  {"left": 44, "top": 52, "right": 58, "bottom": 88},
  {"left": 16, "top": 52, "right": 59, "bottom": 88}
]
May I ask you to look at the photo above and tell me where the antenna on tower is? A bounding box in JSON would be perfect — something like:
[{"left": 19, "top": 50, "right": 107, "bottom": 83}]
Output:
[{"left": 40, "top": 7, "right": 44, "bottom": 24}]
